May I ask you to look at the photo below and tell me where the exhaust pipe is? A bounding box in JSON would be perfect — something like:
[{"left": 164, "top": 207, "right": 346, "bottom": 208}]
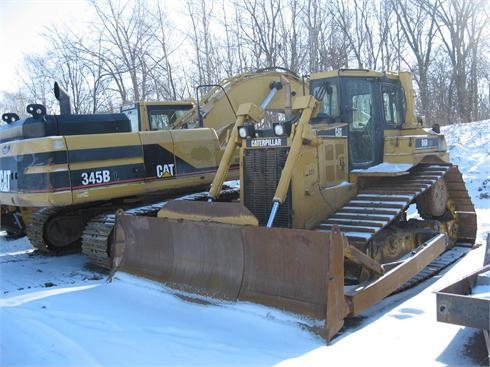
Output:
[{"left": 53, "top": 82, "right": 72, "bottom": 115}]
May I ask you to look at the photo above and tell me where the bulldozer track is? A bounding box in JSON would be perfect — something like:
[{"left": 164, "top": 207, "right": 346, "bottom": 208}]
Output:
[
  {"left": 81, "top": 187, "right": 240, "bottom": 268},
  {"left": 396, "top": 245, "right": 470, "bottom": 292},
  {"left": 314, "top": 163, "right": 476, "bottom": 246}
]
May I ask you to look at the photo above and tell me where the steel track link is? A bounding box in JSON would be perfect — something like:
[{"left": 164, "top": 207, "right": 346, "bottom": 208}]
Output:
[
  {"left": 314, "top": 164, "right": 453, "bottom": 245},
  {"left": 395, "top": 245, "right": 470, "bottom": 292},
  {"left": 314, "top": 163, "right": 476, "bottom": 291}
]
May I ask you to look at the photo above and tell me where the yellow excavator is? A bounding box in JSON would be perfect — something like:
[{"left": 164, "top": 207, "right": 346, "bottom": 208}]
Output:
[
  {"left": 0, "top": 69, "right": 305, "bottom": 267},
  {"left": 114, "top": 69, "right": 477, "bottom": 341}
]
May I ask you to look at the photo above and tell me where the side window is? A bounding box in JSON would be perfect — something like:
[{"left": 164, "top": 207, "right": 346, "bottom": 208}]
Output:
[
  {"left": 321, "top": 84, "right": 340, "bottom": 117},
  {"left": 150, "top": 112, "right": 170, "bottom": 130},
  {"left": 122, "top": 107, "right": 139, "bottom": 132},
  {"left": 311, "top": 80, "right": 340, "bottom": 119},
  {"left": 382, "top": 83, "right": 404, "bottom": 127}
]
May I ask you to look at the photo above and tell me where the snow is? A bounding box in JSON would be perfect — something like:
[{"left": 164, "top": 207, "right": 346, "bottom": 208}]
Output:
[
  {"left": 1, "top": 120, "right": 490, "bottom": 366},
  {"left": 472, "top": 271, "right": 490, "bottom": 299},
  {"left": 351, "top": 162, "right": 413, "bottom": 173}
]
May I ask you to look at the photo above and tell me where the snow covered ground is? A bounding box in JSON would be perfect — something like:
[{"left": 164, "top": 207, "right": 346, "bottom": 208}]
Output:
[{"left": 1, "top": 120, "right": 489, "bottom": 366}]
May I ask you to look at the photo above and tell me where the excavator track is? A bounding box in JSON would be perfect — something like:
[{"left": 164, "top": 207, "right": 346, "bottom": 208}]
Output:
[
  {"left": 26, "top": 207, "right": 59, "bottom": 252},
  {"left": 82, "top": 187, "right": 240, "bottom": 269},
  {"left": 26, "top": 205, "right": 109, "bottom": 254},
  {"left": 82, "top": 202, "right": 165, "bottom": 269}
]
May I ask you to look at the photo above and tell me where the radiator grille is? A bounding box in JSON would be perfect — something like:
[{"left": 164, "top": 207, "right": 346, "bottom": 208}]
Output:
[{"left": 243, "top": 147, "right": 292, "bottom": 227}]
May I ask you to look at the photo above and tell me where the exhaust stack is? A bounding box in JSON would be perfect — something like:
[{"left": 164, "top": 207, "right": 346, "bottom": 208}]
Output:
[{"left": 53, "top": 82, "right": 72, "bottom": 115}]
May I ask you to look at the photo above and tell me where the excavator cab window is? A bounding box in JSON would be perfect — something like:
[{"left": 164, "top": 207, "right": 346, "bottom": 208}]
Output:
[
  {"left": 121, "top": 106, "right": 140, "bottom": 131},
  {"left": 147, "top": 104, "right": 193, "bottom": 131},
  {"left": 150, "top": 112, "right": 171, "bottom": 130}
]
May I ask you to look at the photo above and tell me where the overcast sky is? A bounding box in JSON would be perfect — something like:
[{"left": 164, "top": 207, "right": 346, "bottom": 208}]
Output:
[{"left": 0, "top": 0, "right": 91, "bottom": 94}]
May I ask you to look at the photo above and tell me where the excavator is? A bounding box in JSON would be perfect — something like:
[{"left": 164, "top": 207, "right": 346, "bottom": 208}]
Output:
[
  {"left": 113, "top": 69, "right": 477, "bottom": 341},
  {"left": 0, "top": 69, "right": 305, "bottom": 268}
]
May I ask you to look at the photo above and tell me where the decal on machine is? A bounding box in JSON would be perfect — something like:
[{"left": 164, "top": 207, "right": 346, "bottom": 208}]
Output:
[
  {"left": 80, "top": 170, "right": 111, "bottom": 185},
  {"left": 415, "top": 137, "right": 439, "bottom": 150},
  {"left": 0, "top": 169, "right": 11, "bottom": 192},
  {"left": 156, "top": 163, "right": 175, "bottom": 178},
  {"left": 247, "top": 137, "right": 286, "bottom": 148}
]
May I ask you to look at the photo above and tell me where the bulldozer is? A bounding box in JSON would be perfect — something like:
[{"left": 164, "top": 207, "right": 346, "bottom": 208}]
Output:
[
  {"left": 0, "top": 69, "right": 305, "bottom": 267},
  {"left": 113, "top": 69, "right": 477, "bottom": 341}
]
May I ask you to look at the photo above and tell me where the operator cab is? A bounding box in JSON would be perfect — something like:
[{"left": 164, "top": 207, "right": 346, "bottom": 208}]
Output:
[{"left": 310, "top": 70, "right": 406, "bottom": 170}]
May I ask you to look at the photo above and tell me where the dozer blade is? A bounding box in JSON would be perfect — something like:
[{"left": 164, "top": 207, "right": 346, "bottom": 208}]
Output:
[{"left": 113, "top": 211, "right": 348, "bottom": 341}]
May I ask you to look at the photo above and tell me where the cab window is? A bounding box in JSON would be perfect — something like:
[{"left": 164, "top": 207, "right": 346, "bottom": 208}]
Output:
[
  {"left": 147, "top": 104, "right": 193, "bottom": 131},
  {"left": 311, "top": 79, "right": 340, "bottom": 121},
  {"left": 122, "top": 106, "right": 140, "bottom": 132},
  {"left": 150, "top": 112, "right": 171, "bottom": 130},
  {"left": 382, "top": 83, "right": 404, "bottom": 127}
]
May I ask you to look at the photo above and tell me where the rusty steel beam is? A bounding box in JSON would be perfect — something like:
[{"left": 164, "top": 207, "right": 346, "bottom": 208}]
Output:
[{"left": 345, "top": 233, "right": 448, "bottom": 316}]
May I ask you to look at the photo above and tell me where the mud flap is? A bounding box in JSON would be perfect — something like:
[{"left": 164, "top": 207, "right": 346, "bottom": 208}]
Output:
[{"left": 114, "top": 213, "right": 348, "bottom": 341}]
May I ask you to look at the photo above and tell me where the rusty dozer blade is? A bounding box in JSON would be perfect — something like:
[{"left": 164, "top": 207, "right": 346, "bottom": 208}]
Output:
[
  {"left": 157, "top": 200, "right": 259, "bottom": 226},
  {"left": 113, "top": 207, "right": 348, "bottom": 341}
]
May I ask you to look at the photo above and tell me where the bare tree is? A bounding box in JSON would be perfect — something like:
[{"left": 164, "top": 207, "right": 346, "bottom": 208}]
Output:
[
  {"left": 392, "top": 0, "right": 439, "bottom": 119},
  {"left": 17, "top": 55, "right": 58, "bottom": 113},
  {"left": 276, "top": 0, "right": 306, "bottom": 72},
  {"left": 237, "top": 0, "right": 283, "bottom": 68},
  {"left": 147, "top": 3, "right": 183, "bottom": 100},
  {"left": 184, "top": 0, "right": 223, "bottom": 86},
  {"left": 87, "top": 0, "right": 158, "bottom": 103},
  {"left": 434, "top": 0, "right": 489, "bottom": 122},
  {"left": 5, "top": 0, "right": 489, "bottom": 125},
  {"left": 0, "top": 91, "right": 31, "bottom": 118}
]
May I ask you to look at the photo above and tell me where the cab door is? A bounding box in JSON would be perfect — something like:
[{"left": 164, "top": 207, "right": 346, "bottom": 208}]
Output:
[{"left": 341, "top": 77, "right": 384, "bottom": 170}]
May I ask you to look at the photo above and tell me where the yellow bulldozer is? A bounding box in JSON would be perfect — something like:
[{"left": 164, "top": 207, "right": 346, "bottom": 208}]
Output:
[
  {"left": 0, "top": 69, "right": 305, "bottom": 267},
  {"left": 113, "top": 69, "right": 477, "bottom": 341}
]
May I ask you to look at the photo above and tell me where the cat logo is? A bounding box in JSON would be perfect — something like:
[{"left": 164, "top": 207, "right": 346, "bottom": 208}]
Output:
[
  {"left": 0, "top": 169, "right": 11, "bottom": 192},
  {"left": 156, "top": 163, "right": 175, "bottom": 178}
]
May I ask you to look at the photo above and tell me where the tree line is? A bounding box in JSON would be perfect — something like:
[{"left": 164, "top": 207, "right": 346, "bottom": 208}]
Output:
[{"left": 1, "top": 0, "right": 489, "bottom": 125}]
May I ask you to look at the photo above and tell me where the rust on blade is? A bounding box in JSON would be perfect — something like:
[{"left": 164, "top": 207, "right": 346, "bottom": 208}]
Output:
[
  {"left": 345, "top": 233, "right": 448, "bottom": 315},
  {"left": 158, "top": 200, "right": 259, "bottom": 226},
  {"left": 114, "top": 213, "right": 348, "bottom": 341},
  {"left": 116, "top": 214, "right": 245, "bottom": 299},
  {"left": 239, "top": 226, "right": 339, "bottom": 318}
]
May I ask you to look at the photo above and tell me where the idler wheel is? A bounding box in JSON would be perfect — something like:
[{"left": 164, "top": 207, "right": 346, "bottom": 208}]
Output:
[{"left": 416, "top": 179, "right": 448, "bottom": 218}]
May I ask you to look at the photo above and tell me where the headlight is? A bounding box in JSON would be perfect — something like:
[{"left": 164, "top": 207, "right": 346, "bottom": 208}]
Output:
[
  {"left": 273, "top": 123, "right": 284, "bottom": 136},
  {"left": 273, "top": 122, "right": 292, "bottom": 136},
  {"left": 238, "top": 126, "right": 248, "bottom": 139},
  {"left": 238, "top": 124, "right": 255, "bottom": 139}
]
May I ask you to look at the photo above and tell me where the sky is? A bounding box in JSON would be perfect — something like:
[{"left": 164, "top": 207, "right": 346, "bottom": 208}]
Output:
[
  {"left": 0, "top": 0, "right": 92, "bottom": 94},
  {"left": 0, "top": 0, "right": 183, "bottom": 96}
]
